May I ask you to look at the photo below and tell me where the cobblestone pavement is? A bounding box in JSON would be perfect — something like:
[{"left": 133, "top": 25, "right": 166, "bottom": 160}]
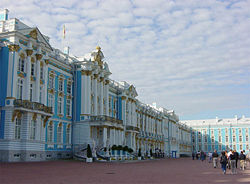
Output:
[{"left": 1, "top": 158, "right": 250, "bottom": 184}]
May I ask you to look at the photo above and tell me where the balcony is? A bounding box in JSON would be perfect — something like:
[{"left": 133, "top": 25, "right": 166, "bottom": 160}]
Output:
[
  {"left": 126, "top": 125, "right": 140, "bottom": 132},
  {"left": 89, "top": 115, "right": 123, "bottom": 125},
  {"left": 14, "top": 99, "right": 53, "bottom": 114}
]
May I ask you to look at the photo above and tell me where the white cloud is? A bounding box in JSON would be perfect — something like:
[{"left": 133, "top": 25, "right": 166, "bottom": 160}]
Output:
[{"left": 1, "top": 0, "right": 249, "bottom": 119}]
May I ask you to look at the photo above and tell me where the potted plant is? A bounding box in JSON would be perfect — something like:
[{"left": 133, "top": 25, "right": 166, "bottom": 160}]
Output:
[
  {"left": 138, "top": 148, "right": 142, "bottom": 160},
  {"left": 86, "top": 144, "right": 93, "bottom": 163}
]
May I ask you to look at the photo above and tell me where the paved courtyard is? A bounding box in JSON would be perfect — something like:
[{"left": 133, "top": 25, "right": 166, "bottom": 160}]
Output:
[{"left": 1, "top": 158, "right": 250, "bottom": 184}]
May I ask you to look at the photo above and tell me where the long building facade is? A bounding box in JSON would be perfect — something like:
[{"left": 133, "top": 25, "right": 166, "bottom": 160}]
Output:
[
  {"left": 0, "top": 10, "right": 192, "bottom": 162},
  {"left": 181, "top": 116, "right": 250, "bottom": 154}
]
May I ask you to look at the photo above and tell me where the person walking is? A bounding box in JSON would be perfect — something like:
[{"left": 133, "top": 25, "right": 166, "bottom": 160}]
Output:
[
  {"left": 212, "top": 150, "right": 219, "bottom": 168},
  {"left": 192, "top": 152, "right": 195, "bottom": 160},
  {"left": 201, "top": 151, "right": 205, "bottom": 162},
  {"left": 227, "top": 149, "right": 232, "bottom": 169},
  {"left": 208, "top": 152, "right": 212, "bottom": 163},
  {"left": 230, "top": 151, "right": 237, "bottom": 174},
  {"left": 234, "top": 150, "right": 239, "bottom": 169},
  {"left": 239, "top": 151, "right": 246, "bottom": 171},
  {"left": 220, "top": 151, "right": 228, "bottom": 174}
]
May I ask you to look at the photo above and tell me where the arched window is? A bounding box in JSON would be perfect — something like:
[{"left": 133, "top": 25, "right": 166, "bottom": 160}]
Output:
[
  {"left": 47, "top": 123, "right": 53, "bottom": 142},
  {"left": 30, "top": 120, "right": 36, "bottom": 140},
  {"left": 66, "top": 125, "right": 71, "bottom": 144}
]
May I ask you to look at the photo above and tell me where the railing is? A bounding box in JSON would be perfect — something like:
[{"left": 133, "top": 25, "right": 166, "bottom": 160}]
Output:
[
  {"left": 89, "top": 115, "right": 123, "bottom": 125},
  {"left": 126, "top": 125, "right": 140, "bottom": 132},
  {"left": 14, "top": 99, "right": 53, "bottom": 114}
]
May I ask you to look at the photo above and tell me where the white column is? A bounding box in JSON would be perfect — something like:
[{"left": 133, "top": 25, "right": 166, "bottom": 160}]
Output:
[
  {"left": 81, "top": 72, "right": 86, "bottom": 114},
  {"left": 7, "top": 45, "right": 19, "bottom": 98},
  {"left": 93, "top": 74, "right": 98, "bottom": 115},
  {"left": 100, "top": 77, "right": 104, "bottom": 115},
  {"left": 105, "top": 80, "right": 109, "bottom": 116},
  {"left": 121, "top": 96, "right": 126, "bottom": 125},
  {"left": 24, "top": 51, "right": 32, "bottom": 100},
  {"left": 103, "top": 127, "right": 107, "bottom": 147},
  {"left": 44, "top": 62, "right": 48, "bottom": 105},
  {"left": 86, "top": 72, "right": 91, "bottom": 115},
  {"left": 35, "top": 59, "right": 41, "bottom": 102}
]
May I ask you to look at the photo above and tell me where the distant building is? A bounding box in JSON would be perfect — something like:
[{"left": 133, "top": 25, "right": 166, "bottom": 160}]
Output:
[
  {"left": 0, "top": 10, "right": 192, "bottom": 162},
  {"left": 181, "top": 116, "right": 250, "bottom": 153}
]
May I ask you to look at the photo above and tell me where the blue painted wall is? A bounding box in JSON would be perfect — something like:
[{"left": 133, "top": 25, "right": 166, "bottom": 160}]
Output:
[{"left": 0, "top": 47, "right": 9, "bottom": 106}]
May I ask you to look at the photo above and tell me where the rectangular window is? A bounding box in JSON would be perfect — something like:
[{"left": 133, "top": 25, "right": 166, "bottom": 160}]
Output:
[
  {"left": 31, "top": 63, "right": 35, "bottom": 76},
  {"left": 17, "top": 78, "right": 23, "bottom": 99},
  {"left": 30, "top": 84, "right": 33, "bottom": 101},
  {"left": 30, "top": 120, "right": 36, "bottom": 140},
  {"left": 15, "top": 119, "right": 21, "bottom": 139},
  {"left": 39, "top": 86, "right": 42, "bottom": 103},
  {"left": 232, "top": 128, "right": 235, "bottom": 134},
  {"left": 246, "top": 128, "right": 249, "bottom": 135},
  {"left": 225, "top": 128, "right": 228, "bottom": 134},
  {"left": 49, "top": 76, "right": 54, "bottom": 89},
  {"left": 47, "top": 124, "right": 53, "bottom": 142},
  {"left": 48, "top": 94, "right": 54, "bottom": 112},
  {"left": 239, "top": 128, "right": 242, "bottom": 134},
  {"left": 66, "top": 126, "right": 70, "bottom": 144},
  {"left": 67, "top": 82, "right": 71, "bottom": 94},
  {"left": 246, "top": 144, "right": 249, "bottom": 150},
  {"left": 58, "top": 80, "right": 63, "bottom": 91},
  {"left": 211, "top": 136, "right": 215, "bottom": 143},
  {"left": 211, "top": 129, "right": 214, "bottom": 135},
  {"left": 18, "top": 58, "right": 25, "bottom": 72},
  {"left": 66, "top": 99, "right": 71, "bottom": 116},
  {"left": 233, "top": 136, "right": 236, "bottom": 142},
  {"left": 226, "top": 136, "right": 229, "bottom": 142},
  {"left": 219, "top": 145, "right": 222, "bottom": 151},
  {"left": 240, "top": 144, "right": 243, "bottom": 150},
  {"left": 239, "top": 136, "right": 242, "bottom": 142},
  {"left": 219, "top": 136, "right": 222, "bottom": 142},
  {"left": 57, "top": 125, "right": 62, "bottom": 144},
  {"left": 205, "top": 136, "right": 207, "bottom": 142},
  {"left": 233, "top": 145, "right": 236, "bottom": 150},
  {"left": 246, "top": 135, "right": 249, "bottom": 142},
  {"left": 40, "top": 67, "right": 43, "bottom": 80},
  {"left": 58, "top": 97, "right": 63, "bottom": 114}
]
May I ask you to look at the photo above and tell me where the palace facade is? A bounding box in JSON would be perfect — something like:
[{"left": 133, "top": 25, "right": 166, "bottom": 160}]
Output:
[
  {"left": 181, "top": 116, "right": 250, "bottom": 154},
  {"left": 0, "top": 10, "right": 192, "bottom": 162}
]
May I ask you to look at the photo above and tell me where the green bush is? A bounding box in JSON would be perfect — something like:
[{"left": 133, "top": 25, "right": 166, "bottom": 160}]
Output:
[
  {"left": 117, "top": 145, "right": 123, "bottom": 150},
  {"left": 111, "top": 145, "right": 117, "bottom": 150},
  {"left": 138, "top": 148, "right": 141, "bottom": 157},
  {"left": 128, "top": 148, "right": 133, "bottom": 153},
  {"left": 123, "top": 146, "right": 129, "bottom": 152},
  {"left": 87, "top": 144, "right": 92, "bottom": 158}
]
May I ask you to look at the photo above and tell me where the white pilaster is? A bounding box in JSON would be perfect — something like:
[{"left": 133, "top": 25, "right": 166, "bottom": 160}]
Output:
[
  {"left": 104, "top": 80, "right": 109, "bottom": 116},
  {"left": 100, "top": 77, "right": 104, "bottom": 115},
  {"left": 35, "top": 59, "right": 40, "bottom": 102},
  {"left": 24, "top": 54, "right": 31, "bottom": 100},
  {"left": 43, "top": 62, "right": 48, "bottom": 105},
  {"left": 93, "top": 74, "right": 98, "bottom": 115},
  {"left": 103, "top": 127, "right": 107, "bottom": 147}
]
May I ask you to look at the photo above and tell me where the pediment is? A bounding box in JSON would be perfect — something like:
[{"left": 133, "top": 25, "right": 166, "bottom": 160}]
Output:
[
  {"left": 20, "top": 27, "right": 53, "bottom": 51},
  {"left": 128, "top": 85, "right": 138, "bottom": 97}
]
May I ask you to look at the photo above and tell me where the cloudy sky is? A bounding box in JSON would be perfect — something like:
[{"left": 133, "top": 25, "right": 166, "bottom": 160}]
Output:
[{"left": 1, "top": 0, "right": 250, "bottom": 120}]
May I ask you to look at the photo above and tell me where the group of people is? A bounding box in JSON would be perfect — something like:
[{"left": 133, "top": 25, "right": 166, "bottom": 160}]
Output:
[{"left": 192, "top": 149, "right": 249, "bottom": 175}]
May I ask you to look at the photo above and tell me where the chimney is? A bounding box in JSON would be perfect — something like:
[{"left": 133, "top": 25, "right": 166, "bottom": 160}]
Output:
[{"left": 0, "top": 9, "right": 9, "bottom": 21}]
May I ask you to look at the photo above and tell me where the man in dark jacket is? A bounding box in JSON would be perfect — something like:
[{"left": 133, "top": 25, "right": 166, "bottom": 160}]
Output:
[
  {"left": 239, "top": 151, "right": 246, "bottom": 170},
  {"left": 212, "top": 150, "right": 219, "bottom": 168},
  {"left": 234, "top": 150, "right": 239, "bottom": 168}
]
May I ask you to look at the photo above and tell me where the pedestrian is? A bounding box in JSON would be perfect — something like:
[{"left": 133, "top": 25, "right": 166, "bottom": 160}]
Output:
[
  {"left": 239, "top": 151, "right": 246, "bottom": 170},
  {"left": 247, "top": 150, "right": 250, "bottom": 167},
  {"left": 201, "top": 151, "right": 205, "bottom": 162},
  {"left": 230, "top": 151, "right": 237, "bottom": 174},
  {"left": 212, "top": 149, "right": 219, "bottom": 168},
  {"left": 234, "top": 150, "right": 239, "bottom": 169},
  {"left": 208, "top": 152, "right": 212, "bottom": 163},
  {"left": 192, "top": 152, "right": 195, "bottom": 160},
  {"left": 227, "top": 149, "right": 232, "bottom": 169},
  {"left": 204, "top": 152, "right": 207, "bottom": 161},
  {"left": 220, "top": 151, "right": 228, "bottom": 174},
  {"left": 196, "top": 152, "right": 199, "bottom": 160}
]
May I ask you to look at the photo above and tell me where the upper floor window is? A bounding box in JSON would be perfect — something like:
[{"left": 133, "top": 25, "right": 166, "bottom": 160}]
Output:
[
  {"left": 31, "top": 63, "right": 35, "bottom": 76},
  {"left": 40, "top": 66, "right": 44, "bottom": 80},
  {"left": 58, "top": 80, "right": 64, "bottom": 91},
  {"left": 58, "top": 97, "right": 63, "bottom": 114},
  {"left": 30, "top": 84, "right": 33, "bottom": 101},
  {"left": 48, "top": 94, "right": 54, "bottom": 113},
  {"left": 15, "top": 118, "right": 21, "bottom": 139},
  {"left": 67, "top": 82, "right": 72, "bottom": 94},
  {"left": 17, "top": 78, "right": 23, "bottom": 99},
  {"left": 18, "top": 58, "right": 25, "bottom": 72},
  {"left": 66, "top": 99, "right": 72, "bottom": 117},
  {"left": 49, "top": 76, "right": 54, "bottom": 89},
  {"left": 246, "top": 135, "right": 249, "bottom": 142},
  {"left": 239, "top": 128, "right": 242, "bottom": 134}
]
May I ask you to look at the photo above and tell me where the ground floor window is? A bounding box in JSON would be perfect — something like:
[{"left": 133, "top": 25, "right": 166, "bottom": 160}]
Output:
[
  {"left": 47, "top": 123, "right": 53, "bottom": 142},
  {"left": 66, "top": 125, "right": 71, "bottom": 144},
  {"left": 15, "top": 119, "right": 21, "bottom": 139},
  {"left": 57, "top": 123, "right": 63, "bottom": 144},
  {"left": 30, "top": 120, "right": 36, "bottom": 140}
]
